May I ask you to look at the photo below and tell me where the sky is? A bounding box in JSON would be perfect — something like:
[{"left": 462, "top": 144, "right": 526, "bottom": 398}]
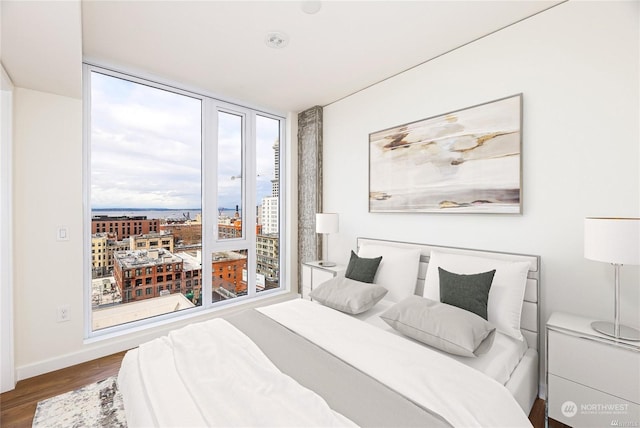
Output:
[{"left": 90, "top": 71, "right": 279, "bottom": 210}]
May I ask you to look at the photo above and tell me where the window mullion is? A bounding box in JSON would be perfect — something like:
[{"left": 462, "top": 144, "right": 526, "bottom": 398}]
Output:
[
  {"left": 82, "top": 64, "right": 94, "bottom": 339},
  {"left": 202, "top": 99, "right": 216, "bottom": 309},
  {"left": 245, "top": 112, "right": 257, "bottom": 298}
]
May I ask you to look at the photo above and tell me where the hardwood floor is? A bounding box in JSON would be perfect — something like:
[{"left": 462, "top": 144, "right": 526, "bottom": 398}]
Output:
[
  {"left": 530, "top": 397, "right": 571, "bottom": 428},
  {"left": 0, "top": 351, "right": 127, "bottom": 428},
  {"left": 1, "top": 351, "right": 562, "bottom": 427}
]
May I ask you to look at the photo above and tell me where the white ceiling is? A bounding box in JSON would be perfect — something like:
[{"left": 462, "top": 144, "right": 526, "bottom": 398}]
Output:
[
  {"left": 1, "top": 0, "right": 82, "bottom": 99},
  {"left": 1, "top": 0, "right": 563, "bottom": 113}
]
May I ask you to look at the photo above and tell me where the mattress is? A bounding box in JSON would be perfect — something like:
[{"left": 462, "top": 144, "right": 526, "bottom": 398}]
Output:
[{"left": 352, "top": 298, "right": 529, "bottom": 386}]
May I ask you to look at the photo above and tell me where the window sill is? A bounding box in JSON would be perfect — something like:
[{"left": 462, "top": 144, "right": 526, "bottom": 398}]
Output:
[{"left": 83, "top": 289, "right": 298, "bottom": 345}]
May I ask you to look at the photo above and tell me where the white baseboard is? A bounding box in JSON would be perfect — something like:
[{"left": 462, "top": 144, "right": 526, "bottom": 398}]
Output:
[{"left": 16, "top": 334, "right": 142, "bottom": 382}]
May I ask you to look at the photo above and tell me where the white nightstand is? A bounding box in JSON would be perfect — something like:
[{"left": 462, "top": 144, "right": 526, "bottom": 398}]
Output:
[
  {"left": 300, "top": 261, "right": 345, "bottom": 300},
  {"left": 546, "top": 312, "right": 640, "bottom": 427}
]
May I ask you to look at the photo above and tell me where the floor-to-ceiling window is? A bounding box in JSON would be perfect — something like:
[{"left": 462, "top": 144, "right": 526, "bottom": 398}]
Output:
[{"left": 84, "top": 64, "right": 285, "bottom": 336}]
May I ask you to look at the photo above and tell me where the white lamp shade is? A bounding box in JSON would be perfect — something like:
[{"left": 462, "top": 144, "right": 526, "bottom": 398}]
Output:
[
  {"left": 584, "top": 217, "right": 640, "bottom": 265},
  {"left": 316, "top": 213, "right": 339, "bottom": 234}
]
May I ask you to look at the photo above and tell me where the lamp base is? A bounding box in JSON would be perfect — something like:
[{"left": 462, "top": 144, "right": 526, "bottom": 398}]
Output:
[
  {"left": 591, "top": 321, "right": 640, "bottom": 341},
  {"left": 318, "top": 260, "right": 336, "bottom": 267}
]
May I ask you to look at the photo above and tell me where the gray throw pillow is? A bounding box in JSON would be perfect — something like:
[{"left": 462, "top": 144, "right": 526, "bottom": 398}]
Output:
[
  {"left": 380, "top": 296, "right": 496, "bottom": 357},
  {"left": 438, "top": 267, "right": 495, "bottom": 320},
  {"left": 309, "top": 276, "right": 388, "bottom": 314},
  {"left": 344, "top": 250, "right": 382, "bottom": 283}
]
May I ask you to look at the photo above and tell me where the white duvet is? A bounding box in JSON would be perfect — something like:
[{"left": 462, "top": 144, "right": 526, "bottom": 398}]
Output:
[
  {"left": 259, "top": 299, "right": 532, "bottom": 428},
  {"left": 121, "top": 317, "right": 356, "bottom": 427},
  {"left": 120, "top": 298, "right": 532, "bottom": 427}
]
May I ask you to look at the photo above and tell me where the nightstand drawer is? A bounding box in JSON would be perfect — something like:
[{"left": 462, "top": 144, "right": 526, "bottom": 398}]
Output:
[
  {"left": 548, "top": 374, "right": 640, "bottom": 427},
  {"left": 548, "top": 330, "right": 640, "bottom": 403},
  {"left": 312, "top": 268, "right": 335, "bottom": 285}
]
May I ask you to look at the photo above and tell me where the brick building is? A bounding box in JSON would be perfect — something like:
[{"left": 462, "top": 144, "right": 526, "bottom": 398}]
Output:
[
  {"left": 212, "top": 251, "right": 247, "bottom": 301},
  {"left": 92, "top": 215, "right": 159, "bottom": 240},
  {"left": 159, "top": 216, "right": 202, "bottom": 247},
  {"left": 113, "top": 248, "right": 198, "bottom": 304},
  {"left": 175, "top": 251, "right": 202, "bottom": 304}
]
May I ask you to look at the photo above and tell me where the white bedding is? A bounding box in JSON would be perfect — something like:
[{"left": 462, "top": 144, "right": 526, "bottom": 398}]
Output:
[
  {"left": 119, "top": 317, "right": 356, "bottom": 427},
  {"left": 259, "top": 299, "right": 532, "bottom": 428},
  {"left": 351, "top": 298, "right": 529, "bottom": 385},
  {"left": 120, "top": 298, "right": 532, "bottom": 427}
]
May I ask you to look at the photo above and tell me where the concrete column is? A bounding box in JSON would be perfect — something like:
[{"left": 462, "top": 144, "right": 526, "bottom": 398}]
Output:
[{"left": 297, "top": 106, "right": 323, "bottom": 291}]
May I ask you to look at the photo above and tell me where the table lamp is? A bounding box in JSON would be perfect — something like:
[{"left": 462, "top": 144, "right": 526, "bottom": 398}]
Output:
[
  {"left": 316, "top": 213, "right": 338, "bottom": 267},
  {"left": 584, "top": 217, "right": 640, "bottom": 341}
]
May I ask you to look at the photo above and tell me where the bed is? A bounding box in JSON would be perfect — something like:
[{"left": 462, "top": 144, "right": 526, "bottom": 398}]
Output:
[{"left": 118, "top": 238, "right": 540, "bottom": 427}]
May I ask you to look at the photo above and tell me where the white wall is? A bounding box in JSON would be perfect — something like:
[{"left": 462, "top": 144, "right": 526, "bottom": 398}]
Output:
[
  {"left": 13, "top": 88, "right": 84, "bottom": 371},
  {"left": 323, "top": 0, "right": 639, "bottom": 385}
]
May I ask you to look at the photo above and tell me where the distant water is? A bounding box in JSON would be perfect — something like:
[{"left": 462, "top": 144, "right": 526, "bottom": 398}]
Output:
[{"left": 92, "top": 208, "right": 239, "bottom": 220}]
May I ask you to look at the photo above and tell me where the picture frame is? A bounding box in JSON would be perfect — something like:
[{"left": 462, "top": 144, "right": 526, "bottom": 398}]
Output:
[{"left": 369, "top": 94, "right": 522, "bottom": 214}]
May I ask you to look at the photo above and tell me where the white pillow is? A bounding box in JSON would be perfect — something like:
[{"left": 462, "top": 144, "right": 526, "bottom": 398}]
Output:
[
  {"left": 309, "top": 276, "right": 388, "bottom": 315},
  {"left": 423, "top": 251, "right": 530, "bottom": 341},
  {"left": 380, "top": 296, "right": 496, "bottom": 357},
  {"left": 358, "top": 244, "right": 422, "bottom": 302}
]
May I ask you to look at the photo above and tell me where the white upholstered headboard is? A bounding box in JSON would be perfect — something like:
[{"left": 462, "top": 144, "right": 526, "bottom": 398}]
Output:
[{"left": 356, "top": 237, "right": 541, "bottom": 351}]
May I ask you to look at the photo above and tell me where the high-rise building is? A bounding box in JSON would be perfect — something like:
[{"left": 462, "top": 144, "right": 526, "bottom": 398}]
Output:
[
  {"left": 260, "top": 197, "right": 278, "bottom": 234},
  {"left": 271, "top": 139, "right": 279, "bottom": 197},
  {"left": 261, "top": 139, "right": 280, "bottom": 235},
  {"left": 256, "top": 139, "right": 280, "bottom": 283}
]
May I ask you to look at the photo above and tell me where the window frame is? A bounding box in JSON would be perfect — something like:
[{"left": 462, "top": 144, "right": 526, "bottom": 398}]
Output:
[{"left": 82, "top": 63, "right": 287, "bottom": 340}]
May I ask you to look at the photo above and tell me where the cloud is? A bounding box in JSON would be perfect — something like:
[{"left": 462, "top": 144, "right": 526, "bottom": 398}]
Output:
[{"left": 90, "top": 72, "right": 281, "bottom": 210}]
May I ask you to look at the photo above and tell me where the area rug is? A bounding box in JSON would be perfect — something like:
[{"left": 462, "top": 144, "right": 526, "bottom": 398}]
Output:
[{"left": 32, "top": 376, "right": 127, "bottom": 427}]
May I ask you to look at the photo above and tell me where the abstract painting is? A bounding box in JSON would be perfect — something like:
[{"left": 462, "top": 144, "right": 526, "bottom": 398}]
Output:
[{"left": 369, "top": 94, "right": 522, "bottom": 214}]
